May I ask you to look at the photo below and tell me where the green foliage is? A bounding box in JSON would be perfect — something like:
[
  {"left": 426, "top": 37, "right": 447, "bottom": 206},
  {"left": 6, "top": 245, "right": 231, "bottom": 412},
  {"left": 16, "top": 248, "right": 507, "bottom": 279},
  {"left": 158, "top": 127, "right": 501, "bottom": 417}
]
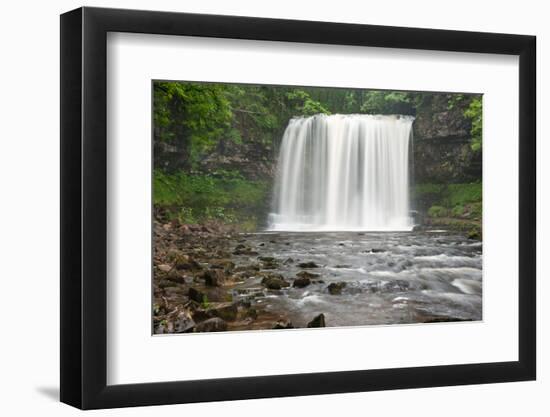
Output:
[
  {"left": 153, "top": 170, "right": 269, "bottom": 228},
  {"left": 414, "top": 183, "right": 445, "bottom": 197},
  {"left": 445, "top": 183, "right": 482, "bottom": 207},
  {"left": 469, "top": 202, "right": 482, "bottom": 219},
  {"left": 360, "top": 91, "right": 414, "bottom": 114},
  {"left": 285, "top": 90, "right": 330, "bottom": 116},
  {"left": 428, "top": 205, "right": 448, "bottom": 218},
  {"left": 464, "top": 97, "right": 482, "bottom": 152},
  {"left": 451, "top": 205, "right": 465, "bottom": 217},
  {"left": 416, "top": 183, "right": 481, "bottom": 208},
  {"left": 418, "top": 183, "right": 482, "bottom": 221},
  {"left": 446, "top": 94, "right": 482, "bottom": 152},
  {"left": 447, "top": 94, "right": 465, "bottom": 110},
  {"left": 201, "top": 295, "right": 210, "bottom": 309},
  {"left": 154, "top": 81, "right": 233, "bottom": 169}
]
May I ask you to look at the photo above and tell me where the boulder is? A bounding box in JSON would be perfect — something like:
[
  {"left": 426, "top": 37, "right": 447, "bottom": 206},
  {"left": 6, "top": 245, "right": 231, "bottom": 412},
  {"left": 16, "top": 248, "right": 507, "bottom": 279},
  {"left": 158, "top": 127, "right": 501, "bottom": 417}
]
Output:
[
  {"left": 209, "top": 259, "right": 235, "bottom": 272},
  {"left": 173, "top": 311, "right": 196, "bottom": 333},
  {"left": 202, "top": 269, "right": 226, "bottom": 287},
  {"left": 258, "top": 256, "right": 276, "bottom": 263},
  {"left": 195, "top": 317, "right": 228, "bottom": 332},
  {"left": 261, "top": 274, "right": 290, "bottom": 290},
  {"left": 273, "top": 319, "right": 294, "bottom": 329},
  {"left": 175, "top": 258, "right": 203, "bottom": 271},
  {"left": 293, "top": 276, "right": 311, "bottom": 288},
  {"left": 157, "top": 264, "right": 172, "bottom": 273},
  {"left": 467, "top": 228, "right": 481, "bottom": 240},
  {"left": 188, "top": 287, "right": 206, "bottom": 304},
  {"left": 298, "top": 261, "right": 319, "bottom": 268},
  {"left": 369, "top": 248, "right": 386, "bottom": 253},
  {"left": 296, "top": 271, "right": 320, "bottom": 279},
  {"left": 327, "top": 282, "right": 346, "bottom": 295},
  {"left": 207, "top": 302, "right": 238, "bottom": 321},
  {"left": 233, "top": 245, "right": 259, "bottom": 256},
  {"left": 307, "top": 313, "right": 326, "bottom": 328},
  {"left": 234, "top": 263, "right": 261, "bottom": 273}
]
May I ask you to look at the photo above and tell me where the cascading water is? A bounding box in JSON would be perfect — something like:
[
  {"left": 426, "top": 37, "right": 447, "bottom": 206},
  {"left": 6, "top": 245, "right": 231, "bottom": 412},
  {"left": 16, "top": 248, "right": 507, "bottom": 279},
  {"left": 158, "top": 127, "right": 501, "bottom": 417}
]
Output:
[{"left": 269, "top": 114, "right": 415, "bottom": 231}]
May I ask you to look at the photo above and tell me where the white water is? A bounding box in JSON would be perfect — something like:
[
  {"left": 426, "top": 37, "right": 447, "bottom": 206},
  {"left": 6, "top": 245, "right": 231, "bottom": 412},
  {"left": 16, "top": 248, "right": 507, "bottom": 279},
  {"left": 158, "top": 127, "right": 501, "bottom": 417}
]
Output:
[{"left": 269, "top": 114, "right": 414, "bottom": 231}]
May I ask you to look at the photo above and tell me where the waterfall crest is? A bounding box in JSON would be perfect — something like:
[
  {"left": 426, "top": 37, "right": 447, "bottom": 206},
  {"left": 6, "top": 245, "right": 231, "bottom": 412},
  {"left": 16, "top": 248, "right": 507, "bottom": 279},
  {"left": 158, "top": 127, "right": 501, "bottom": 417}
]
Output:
[{"left": 269, "top": 114, "right": 414, "bottom": 231}]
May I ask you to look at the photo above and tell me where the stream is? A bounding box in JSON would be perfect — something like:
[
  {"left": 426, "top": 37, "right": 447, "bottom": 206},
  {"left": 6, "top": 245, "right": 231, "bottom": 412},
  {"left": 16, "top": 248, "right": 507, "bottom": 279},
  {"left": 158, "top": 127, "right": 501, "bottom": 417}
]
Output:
[{"left": 231, "top": 230, "right": 482, "bottom": 328}]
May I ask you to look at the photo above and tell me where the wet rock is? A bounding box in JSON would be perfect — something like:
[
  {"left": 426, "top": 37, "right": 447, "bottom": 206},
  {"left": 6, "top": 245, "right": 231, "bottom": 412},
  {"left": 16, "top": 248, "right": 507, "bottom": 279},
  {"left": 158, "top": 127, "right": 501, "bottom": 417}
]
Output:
[
  {"left": 261, "top": 260, "right": 279, "bottom": 270},
  {"left": 307, "top": 313, "right": 326, "bottom": 328},
  {"left": 173, "top": 311, "right": 196, "bottom": 333},
  {"left": 368, "top": 248, "right": 386, "bottom": 253},
  {"left": 188, "top": 287, "right": 207, "bottom": 303},
  {"left": 233, "top": 244, "right": 259, "bottom": 255},
  {"left": 202, "top": 269, "right": 226, "bottom": 287},
  {"left": 246, "top": 308, "right": 258, "bottom": 319},
  {"left": 261, "top": 273, "right": 290, "bottom": 290},
  {"left": 207, "top": 302, "right": 238, "bottom": 321},
  {"left": 195, "top": 317, "right": 228, "bottom": 332},
  {"left": 234, "top": 263, "right": 261, "bottom": 273},
  {"left": 293, "top": 276, "right": 311, "bottom": 288},
  {"left": 204, "top": 287, "right": 232, "bottom": 302},
  {"left": 334, "top": 264, "right": 352, "bottom": 268},
  {"left": 467, "top": 229, "right": 481, "bottom": 240},
  {"left": 165, "top": 274, "right": 187, "bottom": 285},
  {"left": 273, "top": 319, "right": 294, "bottom": 329},
  {"left": 258, "top": 256, "right": 276, "bottom": 263},
  {"left": 157, "top": 264, "right": 172, "bottom": 273},
  {"left": 296, "top": 271, "right": 320, "bottom": 279},
  {"left": 298, "top": 261, "right": 319, "bottom": 268},
  {"left": 327, "top": 282, "right": 346, "bottom": 295},
  {"left": 209, "top": 259, "right": 235, "bottom": 272},
  {"left": 283, "top": 257, "right": 295, "bottom": 265},
  {"left": 389, "top": 280, "right": 410, "bottom": 291},
  {"left": 175, "top": 258, "right": 203, "bottom": 271},
  {"left": 158, "top": 279, "right": 179, "bottom": 289},
  {"left": 166, "top": 248, "right": 184, "bottom": 261}
]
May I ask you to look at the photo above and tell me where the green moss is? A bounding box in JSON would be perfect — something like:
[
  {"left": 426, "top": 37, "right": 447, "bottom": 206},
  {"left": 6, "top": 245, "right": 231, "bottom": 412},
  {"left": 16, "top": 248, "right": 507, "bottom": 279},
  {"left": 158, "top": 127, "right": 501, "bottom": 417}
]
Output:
[{"left": 428, "top": 205, "right": 448, "bottom": 218}]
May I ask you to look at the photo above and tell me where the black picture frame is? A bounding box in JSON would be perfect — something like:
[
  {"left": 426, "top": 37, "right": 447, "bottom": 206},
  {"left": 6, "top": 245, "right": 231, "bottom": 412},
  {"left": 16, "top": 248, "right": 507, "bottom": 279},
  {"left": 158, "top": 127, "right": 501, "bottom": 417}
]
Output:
[{"left": 60, "top": 6, "right": 536, "bottom": 410}]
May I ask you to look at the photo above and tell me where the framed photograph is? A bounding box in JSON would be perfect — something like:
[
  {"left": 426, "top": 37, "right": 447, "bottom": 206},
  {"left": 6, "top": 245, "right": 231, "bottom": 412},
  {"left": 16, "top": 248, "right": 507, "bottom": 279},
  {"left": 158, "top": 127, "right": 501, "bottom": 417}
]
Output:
[{"left": 60, "top": 6, "right": 536, "bottom": 409}]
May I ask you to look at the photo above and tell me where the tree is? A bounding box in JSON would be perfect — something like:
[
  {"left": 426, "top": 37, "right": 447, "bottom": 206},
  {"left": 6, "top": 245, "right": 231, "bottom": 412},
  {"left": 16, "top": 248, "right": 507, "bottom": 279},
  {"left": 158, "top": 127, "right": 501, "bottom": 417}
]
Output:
[{"left": 153, "top": 82, "right": 232, "bottom": 170}]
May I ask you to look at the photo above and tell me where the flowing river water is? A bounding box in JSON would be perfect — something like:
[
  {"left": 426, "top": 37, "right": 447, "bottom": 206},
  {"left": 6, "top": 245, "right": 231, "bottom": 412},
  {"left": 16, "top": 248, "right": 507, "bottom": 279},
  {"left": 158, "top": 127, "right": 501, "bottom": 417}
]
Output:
[{"left": 230, "top": 230, "right": 482, "bottom": 328}]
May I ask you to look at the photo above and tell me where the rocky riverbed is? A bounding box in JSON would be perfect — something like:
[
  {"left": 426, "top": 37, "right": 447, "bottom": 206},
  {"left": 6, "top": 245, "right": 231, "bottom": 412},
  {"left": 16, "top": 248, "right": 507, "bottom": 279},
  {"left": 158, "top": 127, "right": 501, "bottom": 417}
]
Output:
[{"left": 153, "top": 219, "right": 482, "bottom": 334}]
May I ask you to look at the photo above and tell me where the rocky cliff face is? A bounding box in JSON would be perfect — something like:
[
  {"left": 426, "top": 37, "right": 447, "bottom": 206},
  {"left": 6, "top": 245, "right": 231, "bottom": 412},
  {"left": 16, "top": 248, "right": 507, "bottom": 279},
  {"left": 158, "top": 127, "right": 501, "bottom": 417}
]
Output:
[{"left": 413, "top": 95, "right": 481, "bottom": 184}]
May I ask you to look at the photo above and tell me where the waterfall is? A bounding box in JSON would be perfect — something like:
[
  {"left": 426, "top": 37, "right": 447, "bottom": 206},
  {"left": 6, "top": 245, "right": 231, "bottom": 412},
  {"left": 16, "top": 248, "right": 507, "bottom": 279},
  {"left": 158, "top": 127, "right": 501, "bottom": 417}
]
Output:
[{"left": 268, "top": 114, "right": 414, "bottom": 231}]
